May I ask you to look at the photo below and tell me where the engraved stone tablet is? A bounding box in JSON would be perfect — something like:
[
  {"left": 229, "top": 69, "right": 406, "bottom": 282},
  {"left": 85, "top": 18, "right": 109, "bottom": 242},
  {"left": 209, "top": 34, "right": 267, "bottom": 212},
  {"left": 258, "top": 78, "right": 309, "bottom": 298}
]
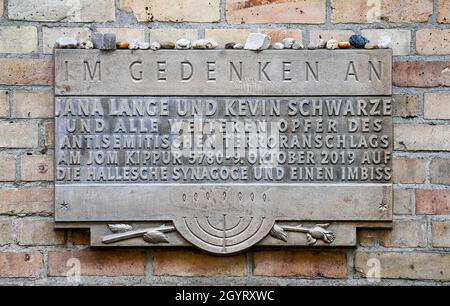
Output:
[{"left": 54, "top": 50, "right": 393, "bottom": 254}]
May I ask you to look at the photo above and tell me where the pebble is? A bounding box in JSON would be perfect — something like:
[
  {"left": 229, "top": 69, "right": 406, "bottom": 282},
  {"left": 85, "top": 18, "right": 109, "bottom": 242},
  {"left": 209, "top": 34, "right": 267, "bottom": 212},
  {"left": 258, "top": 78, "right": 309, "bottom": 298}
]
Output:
[
  {"left": 308, "top": 38, "right": 326, "bottom": 50},
  {"left": 91, "top": 32, "right": 116, "bottom": 50},
  {"left": 273, "top": 42, "right": 284, "bottom": 49},
  {"left": 128, "top": 41, "right": 139, "bottom": 50},
  {"left": 292, "top": 41, "right": 304, "bottom": 50},
  {"left": 139, "top": 42, "right": 150, "bottom": 50},
  {"left": 55, "top": 37, "right": 78, "bottom": 49},
  {"left": 282, "top": 38, "right": 295, "bottom": 49},
  {"left": 176, "top": 38, "right": 191, "bottom": 50},
  {"left": 244, "top": 33, "right": 271, "bottom": 51},
  {"left": 192, "top": 38, "right": 218, "bottom": 49},
  {"left": 349, "top": 34, "right": 369, "bottom": 48},
  {"left": 80, "top": 40, "right": 94, "bottom": 49},
  {"left": 338, "top": 42, "right": 351, "bottom": 49},
  {"left": 160, "top": 41, "right": 175, "bottom": 49},
  {"left": 233, "top": 43, "right": 244, "bottom": 49},
  {"left": 225, "top": 42, "right": 236, "bottom": 49},
  {"left": 116, "top": 42, "right": 129, "bottom": 49},
  {"left": 364, "top": 43, "right": 379, "bottom": 49},
  {"left": 150, "top": 42, "right": 161, "bottom": 51},
  {"left": 326, "top": 39, "right": 339, "bottom": 50},
  {"left": 378, "top": 36, "right": 391, "bottom": 49}
]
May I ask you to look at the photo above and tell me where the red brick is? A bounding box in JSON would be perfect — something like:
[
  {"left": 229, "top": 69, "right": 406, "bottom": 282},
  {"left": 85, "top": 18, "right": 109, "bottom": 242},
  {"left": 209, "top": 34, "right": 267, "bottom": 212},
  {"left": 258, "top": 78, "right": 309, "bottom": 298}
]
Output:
[
  {"left": 393, "top": 61, "right": 450, "bottom": 88},
  {"left": 253, "top": 250, "right": 347, "bottom": 278},
  {"left": 0, "top": 187, "right": 53, "bottom": 216},
  {"left": 48, "top": 250, "right": 147, "bottom": 276},
  {"left": 0, "top": 252, "right": 43, "bottom": 278},
  {"left": 153, "top": 250, "right": 246, "bottom": 276},
  {"left": 416, "top": 189, "right": 450, "bottom": 215},
  {"left": 17, "top": 219, "right": 66, "bottom": 245},
  {"left": 0, "top": 59, "right": 52, "bottom": 85},
  {"left": 226, "top": 0, "right": 326, "bottom": 24}
]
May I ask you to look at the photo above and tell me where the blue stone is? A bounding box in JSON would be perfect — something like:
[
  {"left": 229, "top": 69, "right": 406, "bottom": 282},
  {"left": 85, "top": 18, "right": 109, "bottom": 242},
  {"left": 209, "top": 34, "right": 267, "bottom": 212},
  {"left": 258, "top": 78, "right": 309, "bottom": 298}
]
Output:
[{"left": 349, "top": 35, "right": 369, "bottom": 48}]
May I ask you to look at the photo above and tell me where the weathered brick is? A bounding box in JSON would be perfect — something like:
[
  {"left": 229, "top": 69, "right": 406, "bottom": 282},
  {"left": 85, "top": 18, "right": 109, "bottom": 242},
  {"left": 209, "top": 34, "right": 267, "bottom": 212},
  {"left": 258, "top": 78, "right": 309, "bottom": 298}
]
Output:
[
  {"left": 21, "top": 154, "right": 54, "bottom": 181},
  {"left": 394, "top": 124, "right": 450, "bottom": 151},
  {"left": 379, "top": 219, "right": 427, "bottom": 248},
  {"left": 153, "top": 250, "right": 246, "bottom": 276},
  {"left": 392, "top": 94, "right": 419, "bottom": 118},
  {"left": 44, "top": 121, "right": 54, "bottom": 147},
  {"left": 261, "top": 29, "right": 302, "bottom": 43},
  {"left": 432, "top": 221, "right": 450, "bottom": 247},
  {"left": 381, "top": 0, "right": 433, "bottom": 23},
  {"left": 355, "top": 252, "right": 450, "bottom": 281},
  {"left": 309, "top": 30, "right": 354, "bottom": 48},
  {"left": 0, "top": 59, "right": 52, "bottom": 85},
  {"left": 393, "top": 61, "right": 450, "bottom": 88},
  {"left": 416, "top": 189, "right": 450, "bottom": 215},
  {"left": 357, "top": 229, "right": 379, "bottom": 247},
  {"left": 430, "top": 159, "right": 450, "bottom": 185},
  {"left": 0, "top": 26, "right": 37, "bottom": 54},
  {"left": 71, "top": 230, "right": 90, "bottom": 245},
  {"left": 42, "top": 27, "right": 91, "bottom": 54},
  {"left": 17, "top": 219, "right": 66, "bottom": 246},
  {"left": 392, "top": 158, "right": 425, "bottom": 184},
  {"left": 0, "top": 90, "right": 9, "bottom": 118},
  {"left": 120, "top": 0, "right": 152, "bottom": 21},
  {"left": 424, "top": 92, "right": 450, "bottom": 119},
  {"left": 253, "top": 250, "right": 347, "bottom": 278},
  {"left": 0, "top": 252, "right": 43, "bottom": 278},
  {"left": 227, "top": 0, "right": 326, "bottom": 24},
  {"left": 361, "top": 29, "right": 411, "bottom": 56},
  {"left": 149, "top": 29, "right": 198, "bottom": 43},
  {"left": 0, "top": 121, "right": 38, "bottom": 148},
  {"left": 8, "top": 0, "right": 115, "bottom": 22},
  {"left": 331, "top": 0, "right": 373, "bottom": 23},
  {"left": 0, "top": 155, "right": 16, "bottom": 181},
  {"left": 0, "top": 188, "right": 54, "bottom": 216},
  {"left": 98, "top": 28, "right": 145, "bottom": 43},
  {"left": 122, "top": 0, "right": 220, "bottom": 22},
  {"left": 205, "top": 29, "right": 251, "bottom": 47},
  {"left": 438, "top": 0, "right": 450, "bottom": 23},
  {"left": 393, "top": 189, "right": 413, "bottom": 215},
  {"left": 14, "top": 91, "right": 53, "bottom": 118},
  {"left": 48, "top": 251, "right": 147, "bottom": 276},
  {"left": 331, "top": 0, "right": 433, "bottom": 23},
  {"left": 0, "top": 220, "right": 12, "bottom": 245},
  {"left": 417, "top": 29, "right": 450, "bottom": 55}
]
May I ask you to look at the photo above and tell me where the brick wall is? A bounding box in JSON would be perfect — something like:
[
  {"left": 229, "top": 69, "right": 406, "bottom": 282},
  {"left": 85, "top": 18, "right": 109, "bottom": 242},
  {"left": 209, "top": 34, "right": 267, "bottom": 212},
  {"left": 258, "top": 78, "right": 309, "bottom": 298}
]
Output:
[{"left": 0, "top": 0, "right": 449, "bottom": 285}]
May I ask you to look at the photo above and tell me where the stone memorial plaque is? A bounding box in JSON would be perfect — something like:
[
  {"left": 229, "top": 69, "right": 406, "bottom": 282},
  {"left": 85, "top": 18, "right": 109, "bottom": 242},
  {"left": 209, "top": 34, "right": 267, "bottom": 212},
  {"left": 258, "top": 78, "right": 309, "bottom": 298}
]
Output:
[{"left": 54, "top": 50, "right": 393, "bottom": 254}]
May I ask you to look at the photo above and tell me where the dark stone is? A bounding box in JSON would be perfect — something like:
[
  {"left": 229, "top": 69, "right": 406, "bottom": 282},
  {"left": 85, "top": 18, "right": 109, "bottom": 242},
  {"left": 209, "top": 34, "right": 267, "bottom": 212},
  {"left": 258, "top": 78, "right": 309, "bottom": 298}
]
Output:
[
  {"left": 225, "top": 42, "right": 236, "bottom": 49},
  {"left": 91, "top": 32, "right": 116, "bottom": 50},
  {"left": 349, "top": 35, "right": 369, "bottom": 49}
]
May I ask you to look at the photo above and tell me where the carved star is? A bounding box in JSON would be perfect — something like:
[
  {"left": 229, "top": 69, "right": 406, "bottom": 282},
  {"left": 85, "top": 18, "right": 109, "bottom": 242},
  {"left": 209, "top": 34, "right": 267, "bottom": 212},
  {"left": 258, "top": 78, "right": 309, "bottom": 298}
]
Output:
[
  {"left": 379, "top": 201, "right": 388, "bottom": 212},
  {"left": 59, "top": 201, "right": 69, "bottom": 210}
]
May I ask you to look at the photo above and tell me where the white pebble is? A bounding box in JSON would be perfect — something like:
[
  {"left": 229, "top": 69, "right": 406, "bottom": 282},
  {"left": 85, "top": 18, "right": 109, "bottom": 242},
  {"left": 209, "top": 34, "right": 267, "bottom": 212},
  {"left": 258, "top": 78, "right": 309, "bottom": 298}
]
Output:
[
  {"left": 273, "top": 42, "right": 285, "bottom": 49},
  {"left": 378, "top": 36, "right": 392, "bottom": 49},
  {"left": 176, "top": 38, "right": 191, "bottom": 50}
]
